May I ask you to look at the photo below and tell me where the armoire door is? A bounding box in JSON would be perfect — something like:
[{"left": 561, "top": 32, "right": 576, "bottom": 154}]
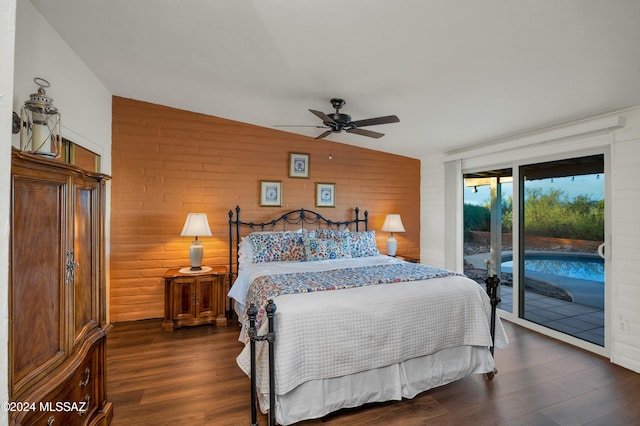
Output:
[
  {"left": 73, "top": 176, "right": 101, "bottom": 346},
  {"left": 10, "top": 170, "right": 68, "bottom": 395}
]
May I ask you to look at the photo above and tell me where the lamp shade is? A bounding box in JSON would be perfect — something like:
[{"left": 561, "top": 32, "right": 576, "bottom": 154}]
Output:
[
  {"left": 381, "top": 214, "right": 405, "bottom": 233},
  {"left": 180, "top": 213, "right": 212, "bottom": 237}
]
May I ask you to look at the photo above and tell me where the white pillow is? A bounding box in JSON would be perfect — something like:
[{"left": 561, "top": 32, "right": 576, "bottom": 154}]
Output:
[{"left": 238, "top": 237, "right": 253, "bottom": 266}]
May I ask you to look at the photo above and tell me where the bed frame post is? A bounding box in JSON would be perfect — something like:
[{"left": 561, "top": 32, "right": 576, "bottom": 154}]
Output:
[
  {"left": 235, "top": 206, "right": 241, "bottom": 276},
  {"left": 247, "top": 304, "right": 259, "bottom": 426},
  {"left": 266, "top": 300, "right": 277, "bottom": 426},
  {"left": 484, "top": 274, "right": 501, "bottom": 380},
  {"left": 229, "top": 209, "right": 235, "bottom": 319},
  {"left": 247, "top": 300, "right": 277, "bottom": 426}
]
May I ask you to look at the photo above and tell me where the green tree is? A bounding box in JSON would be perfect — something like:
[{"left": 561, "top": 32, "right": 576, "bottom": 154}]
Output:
[
  {"left": 463, "top": 203, "right": 490, "bottom": 240},
  {"left": 524, "top": 188, "right": 603, "bottom": 240},
  {"left": 501, "top": 196, "right": 513, "bottom": 233}
]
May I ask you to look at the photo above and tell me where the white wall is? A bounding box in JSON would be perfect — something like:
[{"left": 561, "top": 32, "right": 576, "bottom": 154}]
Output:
[
  {"left": 1, "top": 3, "right": 112, "bottom": 422},
  {"left": 422, "top": 107, "right": 640, "bottom": 373},
  {"left": 0, "top": 1, "right": 17, "bottom": 425},
  {"left": 12, "top": 1, "right": 112, "bottom": 170},
  {"left": 609, "top": 108, "right": 640, "bottom": 372},
  {"left": 420, "top": 156, "right": 447, "bottom": 268}
]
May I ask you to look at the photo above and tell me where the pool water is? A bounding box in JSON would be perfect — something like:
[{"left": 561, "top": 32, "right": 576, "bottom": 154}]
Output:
[{"left": 502, "top": 256, "right": 604, "bottom": 282}]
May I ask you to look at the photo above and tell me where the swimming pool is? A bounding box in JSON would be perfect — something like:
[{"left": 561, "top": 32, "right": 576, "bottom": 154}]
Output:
[
  {"left": 501, "top": 252, "right": 604, "bottom": 309},
  {"left": 502, "top": 255, "right": 604, "bottom": 282}
]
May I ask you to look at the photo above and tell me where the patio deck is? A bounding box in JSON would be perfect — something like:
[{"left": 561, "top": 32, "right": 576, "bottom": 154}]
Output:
[
  {"left": 465, "top": 251, "right": 605, "bottom": 347},
  {"left": 498, "top": 285, "right": 604, "bottom": 346}
]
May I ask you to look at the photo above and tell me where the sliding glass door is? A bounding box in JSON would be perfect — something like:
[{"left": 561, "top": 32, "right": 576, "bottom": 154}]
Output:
[
  {"left": 519, "top": 155, "right": 605, "bottom": 346},
  {"left": 463, "top": 154, "right": 606, "bottom": 347}
]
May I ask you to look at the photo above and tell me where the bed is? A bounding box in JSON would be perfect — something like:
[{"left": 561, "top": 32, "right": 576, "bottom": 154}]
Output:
[{"left": 227, "top": 206, "right": 508, "bottom": 425}]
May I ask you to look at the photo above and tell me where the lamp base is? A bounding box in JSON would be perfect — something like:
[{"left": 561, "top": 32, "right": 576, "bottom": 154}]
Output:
[
  {"left": 189, "top": 240, "right": 204, "bottom": 270},
  {"left": 387, "top": 236, "right": 398, "bottom": 257}
]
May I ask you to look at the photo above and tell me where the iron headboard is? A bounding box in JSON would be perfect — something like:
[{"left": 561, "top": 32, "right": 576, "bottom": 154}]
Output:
[{"left": 227, "top": 206, "right": 368, "bottom": 315}]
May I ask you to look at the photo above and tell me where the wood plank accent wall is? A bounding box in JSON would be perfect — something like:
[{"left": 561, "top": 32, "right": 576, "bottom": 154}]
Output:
[{"left": 110, "top": 97, "right": 420, "bottom": 322}]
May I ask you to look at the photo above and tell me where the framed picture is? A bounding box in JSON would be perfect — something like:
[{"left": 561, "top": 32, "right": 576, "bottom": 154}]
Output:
[
  {"left": 289, "top": 152, "right": 310, "bottom": 178},
  {"left": 315, "top": 182, "right": 335, "bottom": 207},
  {"left": 260, "top": 180, "right": 282, "bottom": 207}
]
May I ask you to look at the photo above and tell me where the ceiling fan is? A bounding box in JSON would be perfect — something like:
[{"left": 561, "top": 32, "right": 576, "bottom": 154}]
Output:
[{"left": 276, "top": 98, "right": 400, "bottom": 139}]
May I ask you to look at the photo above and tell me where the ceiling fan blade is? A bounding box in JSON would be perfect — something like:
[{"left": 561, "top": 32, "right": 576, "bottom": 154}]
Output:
[
  {"left": 315, "top": 130, "right": 333, "bottom": 139},
  {"left": 274, "top": 124, "right": 328, "bottom": 128},
  {"left": 309, "top": 109, "right": 336, "bottom": 124},
  {"left": 350, "top": 115, "right": 400, "bottom": 128},
  {"left": 346, "top": 128, "right": 385, "bottom": 139}
]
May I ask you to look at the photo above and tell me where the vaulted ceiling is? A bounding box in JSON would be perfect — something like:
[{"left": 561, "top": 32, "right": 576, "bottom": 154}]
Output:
[{"left": 30, "top": 0, "right": 640, "bottom": 158}]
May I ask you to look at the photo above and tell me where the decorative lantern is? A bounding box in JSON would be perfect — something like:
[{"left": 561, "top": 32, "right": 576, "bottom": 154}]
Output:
[{"left": 20, "top": 77, "right": 62, "bottom": 158}]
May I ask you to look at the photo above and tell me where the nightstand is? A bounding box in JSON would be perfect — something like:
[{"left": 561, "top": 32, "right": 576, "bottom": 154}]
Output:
[{"left": 163, "top": 265, "right": 228, "bottom": 331}]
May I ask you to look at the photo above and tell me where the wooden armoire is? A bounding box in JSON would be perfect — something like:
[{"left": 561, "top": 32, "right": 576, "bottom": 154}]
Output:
[{"left": 9, "top": 148, "right": 112, "bottom": 425}]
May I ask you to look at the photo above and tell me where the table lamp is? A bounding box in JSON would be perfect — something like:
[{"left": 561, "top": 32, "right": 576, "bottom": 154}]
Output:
[
  {"left": 381, "top": 214, "right": 405, "bottom": 257},
  {"left": 180, "top": 213, "right": 212, "bottom": 271}
]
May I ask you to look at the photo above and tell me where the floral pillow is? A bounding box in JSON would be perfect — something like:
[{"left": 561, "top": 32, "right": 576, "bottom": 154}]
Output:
[
  {"left": 248, "top": 231, "right": 304, "bottom": 263},
  {"left": 302, "top": 235, "right": 352, "bottom": 261},
  {"left": 311, "top": 229, "right": 350, "bottom": 240},
  {"left": 349, "top": 231, "right": 380, "bottom": 258}
]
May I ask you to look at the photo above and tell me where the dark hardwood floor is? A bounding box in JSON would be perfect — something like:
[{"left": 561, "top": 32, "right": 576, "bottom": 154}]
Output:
[{"left": 106, "top": 319, "right": 640, "bottom": 426}]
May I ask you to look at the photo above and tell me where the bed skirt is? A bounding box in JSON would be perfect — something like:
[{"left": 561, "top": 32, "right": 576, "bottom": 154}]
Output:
[{"left": 256, "top": 345, "right": 494, "bottom": 425}]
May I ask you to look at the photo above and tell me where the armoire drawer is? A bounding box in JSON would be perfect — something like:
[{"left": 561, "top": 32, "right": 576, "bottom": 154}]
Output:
[{"left": 13, "top": 340, "right": 102, "bottom": 426}]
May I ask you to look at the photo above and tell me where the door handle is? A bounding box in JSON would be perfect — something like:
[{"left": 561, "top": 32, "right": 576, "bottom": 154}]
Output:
[
  {"left": 65, "top": 250, "right": 76, "bottom": 285},
  {"left": 597, "top": 242, "right": 606, "bottom": 259}
]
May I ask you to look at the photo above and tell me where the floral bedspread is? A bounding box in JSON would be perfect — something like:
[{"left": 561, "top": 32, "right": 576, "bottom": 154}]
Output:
[{"left": 243, "top": 262, "right": 462, "bottom": 336}]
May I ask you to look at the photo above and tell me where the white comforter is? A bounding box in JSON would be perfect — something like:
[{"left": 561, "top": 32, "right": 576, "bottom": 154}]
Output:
[{"left": 231, "top": 256, "right": 508, "bottom": 395}]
